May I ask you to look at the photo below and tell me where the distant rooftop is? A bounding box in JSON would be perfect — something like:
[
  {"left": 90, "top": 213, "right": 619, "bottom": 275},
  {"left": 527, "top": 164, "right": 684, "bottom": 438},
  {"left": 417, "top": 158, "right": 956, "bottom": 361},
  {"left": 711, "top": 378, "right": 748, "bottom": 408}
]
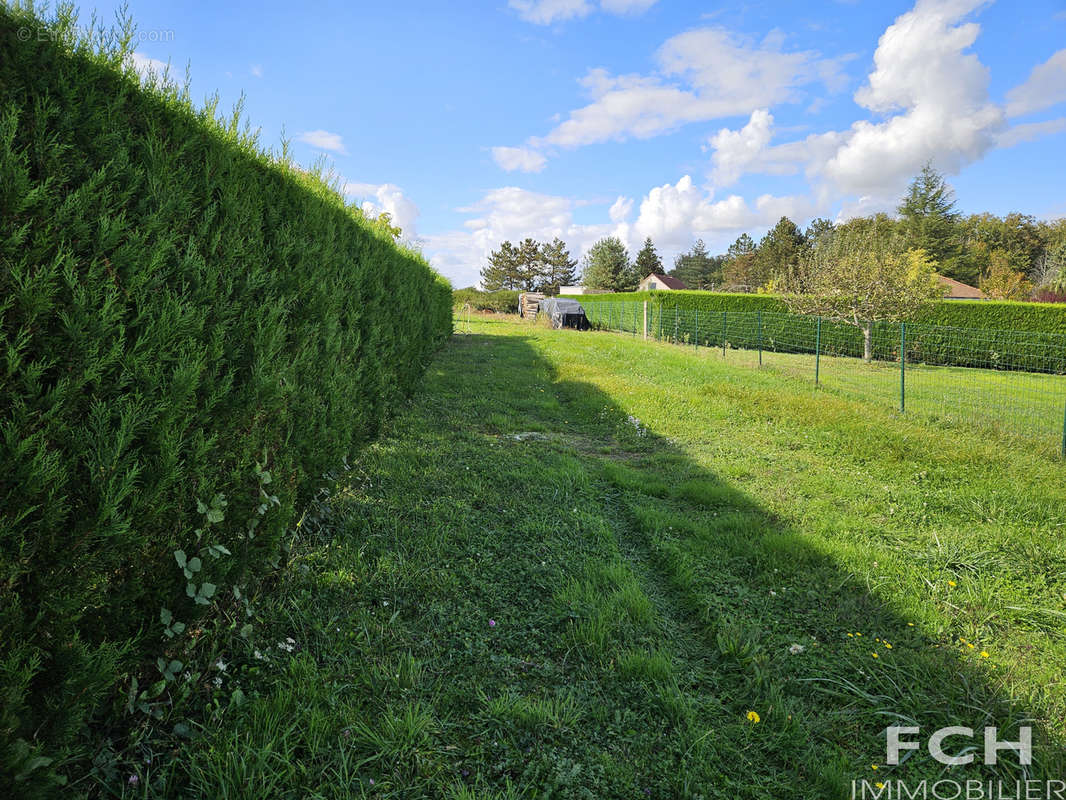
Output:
[{"left": 937, "top": 275, "right": 985, "bottom": 300}]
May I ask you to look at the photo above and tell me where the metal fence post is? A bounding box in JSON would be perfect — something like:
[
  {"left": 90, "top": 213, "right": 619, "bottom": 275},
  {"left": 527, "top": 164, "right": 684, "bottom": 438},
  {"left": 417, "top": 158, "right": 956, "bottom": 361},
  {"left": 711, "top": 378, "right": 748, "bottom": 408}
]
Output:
[
  {"left": 643, "top": 301, "right": 648, "bottom": 340},
  {"left": 815, "top": 316, "right": 822, "bottom": 386},
  {"left": 900, "top": 322, "right": 906, "bottom": 414},
  {"left": 1060, "top": 400, "right": 1065, "bottom": 460},
  {"left": 673, "top": 307, "right": 679, "bottom": 344},
  {"left": 757, "top": 310, "right": 763, "bottom": 367},
  {"left": 722, "top": 311, "right": 727, "bottom": 358}
]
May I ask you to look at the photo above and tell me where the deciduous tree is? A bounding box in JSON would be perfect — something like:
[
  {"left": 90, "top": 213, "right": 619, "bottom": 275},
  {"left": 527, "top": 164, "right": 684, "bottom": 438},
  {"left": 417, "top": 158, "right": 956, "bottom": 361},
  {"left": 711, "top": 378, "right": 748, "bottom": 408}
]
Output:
[
  {"left": 784, "top": 218, "right": 945, "bottom": 361},
  {"left": 980, "top": 249, "right": 1033, "bottom": 300}
]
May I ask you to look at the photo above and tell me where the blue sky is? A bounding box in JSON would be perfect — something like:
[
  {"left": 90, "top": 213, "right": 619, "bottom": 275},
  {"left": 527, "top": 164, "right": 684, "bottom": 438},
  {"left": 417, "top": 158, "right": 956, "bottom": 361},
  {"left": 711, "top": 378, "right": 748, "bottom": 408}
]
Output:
[{"left": 102, "top": 0, "right": 1066, "bottom": 287}]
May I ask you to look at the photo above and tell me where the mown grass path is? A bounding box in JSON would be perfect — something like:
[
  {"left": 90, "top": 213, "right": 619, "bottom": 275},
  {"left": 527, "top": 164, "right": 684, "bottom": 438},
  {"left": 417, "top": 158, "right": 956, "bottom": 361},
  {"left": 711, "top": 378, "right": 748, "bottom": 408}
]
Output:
[{"left": 170, "top": 317, "right": 1066, "bottom": 799}]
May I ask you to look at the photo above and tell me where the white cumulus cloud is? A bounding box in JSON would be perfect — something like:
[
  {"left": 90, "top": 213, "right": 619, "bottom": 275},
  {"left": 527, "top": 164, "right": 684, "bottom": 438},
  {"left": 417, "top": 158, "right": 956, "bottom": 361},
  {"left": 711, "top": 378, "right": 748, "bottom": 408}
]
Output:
[
  {"left": 491, "top": 146, "right": 548, "bottom": 173},
  {"left": 128, "top": 52, "right": 169, "bottom": 79},
  {"left": 509, "top": 0, "right": 657, "bottom": 25},
  {"left": 529, "top": 27, "right": 846, "bottom": 151},
  {"left": 297, "top": 130, "right": 348, "bottom": 155},
  {"left": 343, "top": 182, "right": 420, "bottom": 237},
  {"left": 1006, "top": 49, "right": 1066, "bottom": 117}
]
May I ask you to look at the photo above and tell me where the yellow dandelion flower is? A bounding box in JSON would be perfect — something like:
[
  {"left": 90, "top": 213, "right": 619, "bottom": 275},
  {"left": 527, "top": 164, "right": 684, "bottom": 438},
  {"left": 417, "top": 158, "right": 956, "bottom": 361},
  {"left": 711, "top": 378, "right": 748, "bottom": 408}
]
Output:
[
  {"left": 885, "top": 643, "right": 892, "bottom": 649},
  {"left": 875, "top": 638, "right": 881, "bottom": 642},
  {"left": 876, "top": 782, "right": 885, "bottom": 789},
  {"left": 967, "top": 643, "right": 975, "bottom": 649},
  {"left": 959, "top": 637, "right": 967, "bottom": 643},
  {"left": 948, "top": 580, "right": 957, "bottom": 587},
  {"left": 907, "top": 622, "right": 915, "bottom": 627},
  {"left": 871, "top": 652, "right": 879, "bottom": 658},
  {"left": 856, "top": 632, "right": 863, "bottom": 637},
  {"left": 746, "top": 710, "right": 760, "bottom": 723},
  {"left": 847, "top": 633, "right": 854, "bottom": 638},
  {"left": 871, "top": 764, "right": 879, "bottom": 771},
  {"left": 980, "top": 651, "right": 990, "bottom": 658}
]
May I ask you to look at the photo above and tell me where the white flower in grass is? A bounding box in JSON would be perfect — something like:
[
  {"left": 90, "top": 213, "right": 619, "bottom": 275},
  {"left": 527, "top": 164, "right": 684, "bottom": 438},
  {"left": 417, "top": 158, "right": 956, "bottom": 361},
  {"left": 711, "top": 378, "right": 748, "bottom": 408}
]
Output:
[
  {"left": 789, "top": 643, "right": 806, "bottom": 655},
  {"left": 215, "top": 658, "right": 227, "bottom": 672}
]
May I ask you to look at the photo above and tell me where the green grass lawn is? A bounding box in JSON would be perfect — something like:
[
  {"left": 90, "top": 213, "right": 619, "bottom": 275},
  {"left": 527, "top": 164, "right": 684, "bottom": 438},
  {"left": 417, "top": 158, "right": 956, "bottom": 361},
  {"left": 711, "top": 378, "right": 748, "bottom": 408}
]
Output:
[
  {"left": 129, "top": 316, "right": 1066, "bottom": 798},
  {"left": 575, "top": 306, "right": 1066, "bottom": 455}
]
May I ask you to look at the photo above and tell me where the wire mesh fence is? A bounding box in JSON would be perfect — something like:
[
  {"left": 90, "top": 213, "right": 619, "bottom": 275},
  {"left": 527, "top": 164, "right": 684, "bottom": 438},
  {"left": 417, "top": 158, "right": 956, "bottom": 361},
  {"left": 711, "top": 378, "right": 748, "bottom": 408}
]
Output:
[{"left": 581, "top": 300, "right": 1066, "bottom": 457}]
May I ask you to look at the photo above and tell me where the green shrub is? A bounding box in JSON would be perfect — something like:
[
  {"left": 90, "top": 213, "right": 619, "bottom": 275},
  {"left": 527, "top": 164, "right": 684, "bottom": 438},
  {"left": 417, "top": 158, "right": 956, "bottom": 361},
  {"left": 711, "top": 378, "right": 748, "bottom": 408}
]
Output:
[
  {"left": 569, "top": 291, "right": 1066, "bottom": 372},
  {"left": 0, "top": 5, "right": 450, "bottom": 782},
  {"left": 453, "top": 287, "right": 520, "bottom": 313}
]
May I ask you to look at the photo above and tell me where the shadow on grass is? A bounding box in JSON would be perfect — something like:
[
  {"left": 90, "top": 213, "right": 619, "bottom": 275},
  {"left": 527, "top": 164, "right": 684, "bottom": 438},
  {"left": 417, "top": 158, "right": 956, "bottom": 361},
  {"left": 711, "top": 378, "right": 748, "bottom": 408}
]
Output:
[{"left": 175, "top": 328, "right": 1064, "bottom": 800}]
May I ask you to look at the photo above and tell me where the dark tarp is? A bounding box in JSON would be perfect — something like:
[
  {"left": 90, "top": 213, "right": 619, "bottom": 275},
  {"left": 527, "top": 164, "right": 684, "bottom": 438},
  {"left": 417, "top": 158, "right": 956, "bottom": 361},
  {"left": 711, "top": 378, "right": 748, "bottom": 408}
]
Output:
[{"left": 538, "top": 297, "right": 590, "bottom": 330}]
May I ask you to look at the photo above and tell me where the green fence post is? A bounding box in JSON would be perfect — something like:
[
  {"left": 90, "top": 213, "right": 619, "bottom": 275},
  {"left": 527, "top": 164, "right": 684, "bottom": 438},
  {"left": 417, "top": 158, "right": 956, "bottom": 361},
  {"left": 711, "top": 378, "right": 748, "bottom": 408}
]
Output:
[
  {"left": 757, "top": 310, "right": 763, "bottom": 367},
  {"left": 815, "top": 316, "right": 822, "bottom": 386},
  {"left": 900, "top": 322, "right": 906, "bottom": 414},
  {"left": 1060, "top": 400, "right": 1065, "bottom": 460},
  {"left": 722, "top": 311, "right": 727, "bottom": 358}
]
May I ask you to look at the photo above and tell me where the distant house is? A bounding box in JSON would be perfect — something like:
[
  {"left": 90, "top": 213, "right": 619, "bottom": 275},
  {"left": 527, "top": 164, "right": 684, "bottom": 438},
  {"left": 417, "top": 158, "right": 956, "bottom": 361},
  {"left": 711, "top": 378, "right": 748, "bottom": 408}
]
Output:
[
  {"left": 937, "top": 275, "right": 986, "bottom": 300},
  {"left": 638, "top": 273, "right": 688, "bottom": 291}
]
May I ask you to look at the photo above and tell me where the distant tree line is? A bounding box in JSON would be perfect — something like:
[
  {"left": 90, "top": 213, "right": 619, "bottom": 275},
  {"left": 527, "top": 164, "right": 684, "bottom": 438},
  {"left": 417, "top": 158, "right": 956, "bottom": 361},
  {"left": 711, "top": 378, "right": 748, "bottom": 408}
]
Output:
[
  {"left": 479, "top": 165, "right": 1066, "bottom": 302},
  {"left": 686, "top": 165, "right": 1066, "bottom": 301}
]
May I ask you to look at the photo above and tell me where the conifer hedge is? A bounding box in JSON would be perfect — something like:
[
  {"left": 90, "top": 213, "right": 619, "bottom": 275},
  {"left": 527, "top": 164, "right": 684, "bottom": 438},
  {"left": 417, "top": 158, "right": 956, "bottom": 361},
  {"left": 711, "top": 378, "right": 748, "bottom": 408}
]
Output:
[
  {"left": 0, "top": 6, "right": 450, "bottom": 781},
  {"left": 569, "top": 291, "right": 1066, "bottom": 371}
]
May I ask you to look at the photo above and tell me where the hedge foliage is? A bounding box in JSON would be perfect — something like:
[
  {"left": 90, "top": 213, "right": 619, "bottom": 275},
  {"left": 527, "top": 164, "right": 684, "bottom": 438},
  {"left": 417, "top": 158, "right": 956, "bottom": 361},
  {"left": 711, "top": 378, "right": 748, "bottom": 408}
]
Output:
[
  {"left": 453, "top": 287, "right": 520, "bottom": 313},
  {"left": 570, "top": 292, "right": 1066, "bottom": 372},
  {"left": 0, "top": 6, "right": 450, "bottom": 782}
]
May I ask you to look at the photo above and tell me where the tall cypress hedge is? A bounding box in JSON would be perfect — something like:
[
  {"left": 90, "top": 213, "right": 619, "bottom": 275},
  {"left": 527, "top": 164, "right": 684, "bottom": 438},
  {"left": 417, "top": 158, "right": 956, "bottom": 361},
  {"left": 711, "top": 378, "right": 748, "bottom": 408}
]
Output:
[
  {"left": 569, "top": 291, "right": 1066, "bottom": 371},
  {"left": 0, "top": 6, "right": 450, "bottom": 782}
]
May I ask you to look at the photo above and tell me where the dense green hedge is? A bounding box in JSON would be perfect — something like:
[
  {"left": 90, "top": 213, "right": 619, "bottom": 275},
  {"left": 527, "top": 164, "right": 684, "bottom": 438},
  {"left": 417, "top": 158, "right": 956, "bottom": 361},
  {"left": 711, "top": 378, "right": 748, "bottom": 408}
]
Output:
[
  {"left": 0, "top": 7, "right": 450, "bottom": 785},
  {"left": 569, "top": 292, "right": 1066, "bottom": 372},
  {"left": 453, "top": 287, "right": 520, "bottom": 313},
  {"left": 569, "top": 290, "right": 1066, "bottom": 333}
]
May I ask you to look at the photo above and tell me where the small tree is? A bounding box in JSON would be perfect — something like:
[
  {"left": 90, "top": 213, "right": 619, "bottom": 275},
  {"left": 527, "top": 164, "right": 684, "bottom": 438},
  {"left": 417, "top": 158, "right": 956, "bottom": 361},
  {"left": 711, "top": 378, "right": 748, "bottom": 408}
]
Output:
[
  {"left": 898, "top": 163, "right": 960, "bottom": 275},
  {"left": 784, "top": 219, "right": 945, "bottom": 361},
  {"left": 980, "top": 249, "right": 1033, "bottom": 300},
  {"left": 581, "top": 237, "right": 632, "bottom": 292},
  {"left": 481, "top": 240, "right": 521, "bottom": 290},
  {"left": 537, "top": 237, "right": 578, "bottom": 294},
  {"left": 634, "top": 236, "right": 663, "bottom": 279},
  {"left": 516, "top": 238, "right": 544, "bottom": 291},
  {"left": 670, "top": 239, "right": 723, "bottom": 289},
  {"left": 752, "top": 216, "right": 806, "bottom": 290},
  {"left": 722, "top": 233, "right": 757, "bottom": 290}
]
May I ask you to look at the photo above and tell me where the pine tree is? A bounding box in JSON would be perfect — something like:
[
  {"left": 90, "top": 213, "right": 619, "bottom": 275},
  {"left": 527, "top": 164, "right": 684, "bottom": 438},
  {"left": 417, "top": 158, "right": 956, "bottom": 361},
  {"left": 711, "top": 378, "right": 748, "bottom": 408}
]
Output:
[
  {"left": 752, "top": 217, "right": 805, "bottom": 289},
  {"left": 670, "top": 239, "right": 722, "bottom": 289},
  {"left": 722, "top": 233, "right": 758, "bottom": 290},
  {"left": 538, "top": 237, "right": 578, "bottom": 294},
  {"left": 481, "top": 240, "right": 521, "bottom": 290},
  {"left": 581, "top": 237, "right": 632, "bottom": 292},
  {"left": 517, "top": 238, "right": 543, "bottom": 291},
  {"left": 634, "top": 237, "right": 663, "bottom": 280},
  {"left": 898, "top": 163, "right": 960, "bottom": 274}
]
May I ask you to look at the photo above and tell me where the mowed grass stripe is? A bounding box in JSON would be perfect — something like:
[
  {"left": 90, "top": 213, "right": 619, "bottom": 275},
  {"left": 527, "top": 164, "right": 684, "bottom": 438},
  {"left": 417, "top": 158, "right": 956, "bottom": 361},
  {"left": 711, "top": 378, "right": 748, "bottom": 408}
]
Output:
[{"left": 161, "top": 316, "right": 1066, "bottom": 799}]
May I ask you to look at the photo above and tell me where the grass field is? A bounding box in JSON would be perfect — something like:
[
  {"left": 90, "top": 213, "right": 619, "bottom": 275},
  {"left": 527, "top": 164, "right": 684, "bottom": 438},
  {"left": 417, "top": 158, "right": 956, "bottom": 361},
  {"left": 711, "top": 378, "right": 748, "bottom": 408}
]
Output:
[
  {"left": 120, "top": 316, "right": 1066, "bottom": 798},
  {"left": 571, "top": 307, "right": 1066, "bottom": 456}
]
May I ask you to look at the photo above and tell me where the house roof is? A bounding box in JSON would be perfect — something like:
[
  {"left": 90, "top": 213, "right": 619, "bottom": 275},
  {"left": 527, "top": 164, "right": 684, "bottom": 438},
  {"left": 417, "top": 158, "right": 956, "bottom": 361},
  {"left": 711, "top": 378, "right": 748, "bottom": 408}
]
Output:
[
  {"left": 644, "top": 273, "right": 688, "bottom": 290},
  {"left": 936, "top": 275, "right": 985, "bottom": 299}
]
